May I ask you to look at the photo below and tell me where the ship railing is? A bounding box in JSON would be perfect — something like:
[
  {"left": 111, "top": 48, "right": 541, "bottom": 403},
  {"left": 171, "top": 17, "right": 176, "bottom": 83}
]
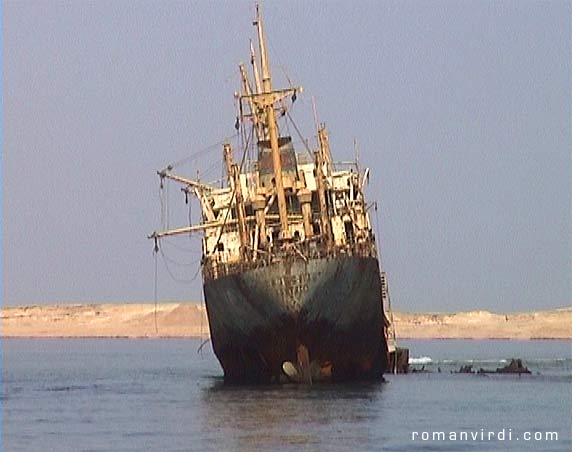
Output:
[{"left": 202, "top": 240, "right": 378, "bottom": 280}]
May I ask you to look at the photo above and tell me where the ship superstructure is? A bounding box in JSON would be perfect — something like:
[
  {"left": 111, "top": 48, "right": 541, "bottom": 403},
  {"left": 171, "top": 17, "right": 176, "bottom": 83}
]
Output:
[{"left": 150, "top": 5, "right": 390, "bottom": 383}]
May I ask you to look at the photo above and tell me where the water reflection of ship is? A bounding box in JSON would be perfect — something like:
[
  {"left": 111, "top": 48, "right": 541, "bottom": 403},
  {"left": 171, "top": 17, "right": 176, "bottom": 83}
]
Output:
[
  {"left": 200, "top": 381, "right": 383, "bottom": 450},
  {"left": 150, "top": 4, "right": 397, "bottom": 383}
]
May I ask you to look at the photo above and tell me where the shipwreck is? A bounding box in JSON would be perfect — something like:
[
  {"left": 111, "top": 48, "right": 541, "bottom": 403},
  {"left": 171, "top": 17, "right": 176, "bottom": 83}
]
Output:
[{"left": 150, "top": 5, "right": 399, "bottom": 383}]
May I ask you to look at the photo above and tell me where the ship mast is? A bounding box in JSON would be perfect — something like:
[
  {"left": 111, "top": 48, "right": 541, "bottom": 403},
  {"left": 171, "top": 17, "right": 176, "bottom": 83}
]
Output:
[
  {"left": 254, "top": 4, "right": 290, "bottom": 240},
  {"left": 249, "top": 40, "right": 263, "bottom": 95}
]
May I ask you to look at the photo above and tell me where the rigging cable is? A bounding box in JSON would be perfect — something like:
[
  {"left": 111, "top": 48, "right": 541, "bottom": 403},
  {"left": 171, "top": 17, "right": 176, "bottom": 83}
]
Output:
[
  {"left": 188, "top": 191, "right": 193, "bottom": 231},
  {"left": 268, "top": 38, "right": 295, "bottom": 89},
  {"left": 159, "top": 180, "right": 166, "bottom": 230},
  {"left": 198, "top": 159, "right": 225, "bottom": 182},
  {"left": 153, "top": 247, "right": 159, "bottom": 335},
  {"left": 197, "top": 292, "right": 210, "bottom": 355},
  {"left": 285, "top": 110, "right": 314, "bottom": 158},
  {"left": 161, "top": 236, "right": 202, "bottom": 254},
  {"left": 167, "top": 134, "right": 239, "bottom": 170},
  {"left": 268, "top": 33, "right": 311, "bottom": 158},
  {"left": 374, "top": 201, "right": 385, "bottom": 269},
  {"left": 199, "top": 290, "right": 204, "bottom": 354},
  {"left": 160, "top": 248, "right": 201, "bottom": 267},
  {"left": 166, "top": 178, "right": 170, "bottom": 230},
  {"left": 159, "top": 247, "right": 201, "bottom": 283}
]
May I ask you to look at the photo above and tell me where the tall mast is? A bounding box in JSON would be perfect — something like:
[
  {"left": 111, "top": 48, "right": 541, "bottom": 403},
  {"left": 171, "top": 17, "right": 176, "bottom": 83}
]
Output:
[
  {"left": 249, "top": 40, "right": 263, "bottom": 95},
  {"left": 254, "top": 3, "right": 290, "bottom": 240}
]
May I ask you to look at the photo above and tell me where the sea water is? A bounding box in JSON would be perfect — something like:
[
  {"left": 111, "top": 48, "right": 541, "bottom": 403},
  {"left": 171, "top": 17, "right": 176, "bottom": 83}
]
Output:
[{"left": 2, "top": 339, "right": 571, "bottom": 451}]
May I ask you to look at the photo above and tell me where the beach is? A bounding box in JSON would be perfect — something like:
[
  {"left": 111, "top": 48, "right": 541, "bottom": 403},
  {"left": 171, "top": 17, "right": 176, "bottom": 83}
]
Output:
[{"left": 2, "top": 303, "right": 570, "bottom": 339}]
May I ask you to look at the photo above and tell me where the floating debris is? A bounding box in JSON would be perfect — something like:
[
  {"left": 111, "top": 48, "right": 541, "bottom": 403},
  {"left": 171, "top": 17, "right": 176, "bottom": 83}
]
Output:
[
  {"left": 455, "top": 365, "right": 475, "bottom": 374},
  {"left": 410, "top": 365, "right": 432, "bottom": 374},
  {"left": 478, "top": 358, "right": 532, "bottom": 375}
]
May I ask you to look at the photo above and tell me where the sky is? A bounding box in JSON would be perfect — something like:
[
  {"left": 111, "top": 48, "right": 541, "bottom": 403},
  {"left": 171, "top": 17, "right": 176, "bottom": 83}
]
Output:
[{"left": 2, "top": 0, "right": 571, "bottom": 312}]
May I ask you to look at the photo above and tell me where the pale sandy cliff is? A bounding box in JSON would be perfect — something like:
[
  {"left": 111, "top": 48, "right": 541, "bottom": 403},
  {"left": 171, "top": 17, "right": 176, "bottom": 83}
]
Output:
[
  {"left": 0, "top": 303, "right": 208, "bottom": 338},
  {"left": 1, "top": 303, "right": 570, "bottom": 339},
  {"left": 392, "top": 309, "right": 571, "bottom": 339}
]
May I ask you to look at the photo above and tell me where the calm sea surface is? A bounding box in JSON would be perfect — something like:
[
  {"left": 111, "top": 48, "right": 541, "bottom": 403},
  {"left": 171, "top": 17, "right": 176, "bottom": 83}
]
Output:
[{"left": 2, "top": 339, "right": 571, "bottom": 451}]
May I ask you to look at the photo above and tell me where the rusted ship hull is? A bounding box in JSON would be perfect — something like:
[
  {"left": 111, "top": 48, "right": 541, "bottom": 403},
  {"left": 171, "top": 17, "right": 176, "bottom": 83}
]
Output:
[{"left": 203, "top": 255, "right": 388, "bottom": 383}]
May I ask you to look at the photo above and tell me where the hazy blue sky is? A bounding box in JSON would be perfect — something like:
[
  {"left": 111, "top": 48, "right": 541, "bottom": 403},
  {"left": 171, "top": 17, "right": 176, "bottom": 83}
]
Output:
[{"left": 3, "top": 1, "right": 571, "bottom": 312}]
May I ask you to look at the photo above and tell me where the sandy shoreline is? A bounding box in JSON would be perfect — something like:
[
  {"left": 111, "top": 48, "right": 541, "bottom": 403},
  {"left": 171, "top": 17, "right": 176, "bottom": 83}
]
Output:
[{"left": 1, "top": 303, "right": 570, "bottom": 340}]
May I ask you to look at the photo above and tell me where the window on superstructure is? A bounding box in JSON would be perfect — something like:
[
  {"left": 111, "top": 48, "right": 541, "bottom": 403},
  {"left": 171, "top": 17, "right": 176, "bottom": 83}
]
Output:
[
  {"left": 344, "top": 221, "right": 355, "bottom": 245},
  {"left": 286, "top": 195, "right": 301, "bottom": 214}
]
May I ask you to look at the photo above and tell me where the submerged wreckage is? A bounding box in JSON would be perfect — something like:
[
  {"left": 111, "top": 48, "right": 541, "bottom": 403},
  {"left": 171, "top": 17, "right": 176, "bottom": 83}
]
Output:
[{"left": 150, "top": 6, "right": 401, "bottom": 383}]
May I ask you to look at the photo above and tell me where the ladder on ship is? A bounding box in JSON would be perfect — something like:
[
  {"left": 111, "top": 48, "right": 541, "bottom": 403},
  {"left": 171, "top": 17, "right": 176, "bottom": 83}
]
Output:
[
  {"left": 381, "top": 271, "right": 397, "bottom": 353},
  {"left": 380, "top": 271, "right": 409, "bottom": 373}
]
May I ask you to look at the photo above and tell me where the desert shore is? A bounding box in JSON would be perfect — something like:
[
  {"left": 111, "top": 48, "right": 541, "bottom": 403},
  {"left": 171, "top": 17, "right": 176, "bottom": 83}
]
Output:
[{"left": 1, "top": 303, "right": 570, "bottom": 339}]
